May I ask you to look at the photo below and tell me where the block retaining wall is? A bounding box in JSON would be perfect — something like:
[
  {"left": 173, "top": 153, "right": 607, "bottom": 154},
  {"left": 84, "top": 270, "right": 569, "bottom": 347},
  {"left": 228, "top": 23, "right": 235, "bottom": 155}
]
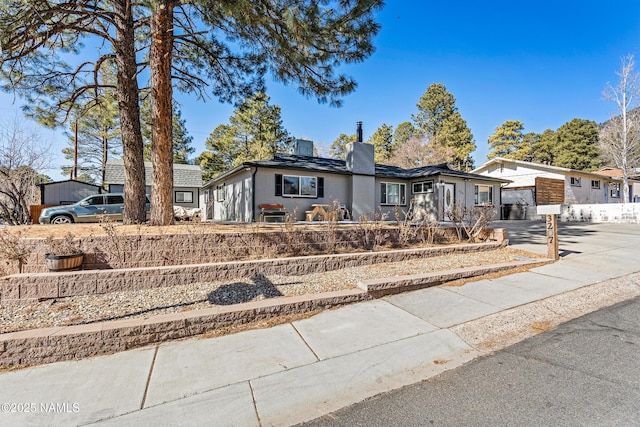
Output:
[
  {"left": 1, "top": 239, "right": 507, "bottom": 303},
  {"left": 0, "top": 289, "right": 371, "bottom": 369},
  {"left": 0, "top": 257, "right": 547, "bottom": 370},
  {"left": 18, "top": 226, "right": 495, "bottom": 274}
]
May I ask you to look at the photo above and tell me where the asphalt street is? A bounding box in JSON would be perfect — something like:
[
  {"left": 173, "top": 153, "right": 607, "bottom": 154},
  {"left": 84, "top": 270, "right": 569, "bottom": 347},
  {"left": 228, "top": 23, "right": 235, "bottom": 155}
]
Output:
[{"left": 300, "top": 294, "right": 640, "bottom": 427}]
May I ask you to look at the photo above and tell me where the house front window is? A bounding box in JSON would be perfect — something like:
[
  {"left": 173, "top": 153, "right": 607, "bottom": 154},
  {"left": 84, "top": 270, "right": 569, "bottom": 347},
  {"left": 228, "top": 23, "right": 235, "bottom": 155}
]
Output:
[
  {"left": 215, "top": 185, "right": 225, "bottom": 202},
  {"left": 283, "top": 175, "right": 317, "bottom": 197},
  {"left": 474, "top": 185, "right": 493, "bottom": 205},
  {"left": 412, "top": 180, "right": 434, "bottom": 194},
  {"left": 570, "top": 177, "right": 581, "bottom": 187},
  {"left": 381, "top": 182, "right": 406, "bottom": 205},
  {"left": 591, "top": 180, "right": 600, "bottom": 189},
  {"left": 175, "top": 191, "right": 193, "bottom": 203}
]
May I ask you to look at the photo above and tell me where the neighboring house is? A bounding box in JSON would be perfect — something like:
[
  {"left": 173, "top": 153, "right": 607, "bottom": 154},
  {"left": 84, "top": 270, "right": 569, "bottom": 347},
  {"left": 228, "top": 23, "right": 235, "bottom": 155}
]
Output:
[
  {"left": 201, "top": 142, "right": 508, "bottom": 223},
  {"left": 104, "top": 159, "right": 203, "bottom": 209},
  {"left": 37, "top": 179, "right": 103, "bottom": 205},
  {"left": 592, "top": 167, "right": 640, "bottom": 203},
  {"left": 472, "top": 158, "right": 631, "bottom": 219}
]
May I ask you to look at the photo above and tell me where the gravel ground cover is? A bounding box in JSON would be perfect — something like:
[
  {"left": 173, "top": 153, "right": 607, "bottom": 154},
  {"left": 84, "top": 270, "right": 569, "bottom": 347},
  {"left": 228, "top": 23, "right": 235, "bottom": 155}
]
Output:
[{"left": 0, "top": 247, "right": 540, "bottom": 333}]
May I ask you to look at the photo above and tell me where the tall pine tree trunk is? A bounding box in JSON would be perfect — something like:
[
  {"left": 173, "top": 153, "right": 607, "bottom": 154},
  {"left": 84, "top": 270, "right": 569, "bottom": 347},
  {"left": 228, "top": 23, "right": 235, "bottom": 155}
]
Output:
[
  {"left": 113, "top": 0, "right": 147, "bottom": 224},
  {"left": 149, "top": 0, "right": 175, "bottom": 225}
]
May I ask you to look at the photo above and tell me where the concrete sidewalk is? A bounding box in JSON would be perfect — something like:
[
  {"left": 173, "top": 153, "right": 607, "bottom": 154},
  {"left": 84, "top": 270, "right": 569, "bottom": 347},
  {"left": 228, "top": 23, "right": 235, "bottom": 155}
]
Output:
[{"left": 1, "top": 222, "right": 639, "bottom": 427}]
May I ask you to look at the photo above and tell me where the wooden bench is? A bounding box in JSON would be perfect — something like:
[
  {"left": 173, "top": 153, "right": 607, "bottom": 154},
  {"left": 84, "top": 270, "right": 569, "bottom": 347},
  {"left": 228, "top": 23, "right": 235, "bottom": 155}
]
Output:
[{"left": 259, "top": 204, "right": 286, "bottom": 222}]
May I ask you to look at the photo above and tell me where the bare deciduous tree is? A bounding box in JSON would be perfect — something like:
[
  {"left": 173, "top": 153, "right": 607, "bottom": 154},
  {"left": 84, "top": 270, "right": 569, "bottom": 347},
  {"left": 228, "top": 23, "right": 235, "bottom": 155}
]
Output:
[
  {"left": 601, "top": 54, "right": 640, "bottom": 203},
  {"left": 0, "top": 117, "right": 51, "bottom": 225},
  {"left": 386, "top": 136, "right": 453, "bottom": 169}
]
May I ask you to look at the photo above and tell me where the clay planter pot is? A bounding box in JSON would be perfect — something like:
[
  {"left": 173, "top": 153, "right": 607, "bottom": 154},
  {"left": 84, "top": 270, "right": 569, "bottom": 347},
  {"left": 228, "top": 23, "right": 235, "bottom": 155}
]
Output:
[{"left": 44, "top": 251, "right": 84, "bottom": 272}]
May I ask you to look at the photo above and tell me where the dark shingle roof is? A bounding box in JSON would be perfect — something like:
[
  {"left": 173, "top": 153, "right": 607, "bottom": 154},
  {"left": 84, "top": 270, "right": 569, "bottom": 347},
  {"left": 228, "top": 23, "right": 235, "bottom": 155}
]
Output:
[
  {"left": 105, "top": 159, "right": 203, "bottom": 187},
  {"left": 206, "top": 154, "right": 508, "bottom": 186}
]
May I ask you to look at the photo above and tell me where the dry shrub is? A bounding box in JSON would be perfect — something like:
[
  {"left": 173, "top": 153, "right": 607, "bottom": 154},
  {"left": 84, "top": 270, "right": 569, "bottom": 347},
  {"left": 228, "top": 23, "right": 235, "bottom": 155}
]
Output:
[
  {"left": 322, "top": 200, "right": 341, "bottom": 254},
  {"left": 447, "top": 203, "right": 497, "bottom": 243},
  {"left": 355, "top": 208, "right": 389, "bottom": 250},
  {"left": 44, "top": 233, "right": 81, "bottom": 256},
  {"left": 280, "top": 206, "right": 302, "bottom": 256},
  {"left": 0, "top": 228, "right": 30, "bottom": 274},
  {"left": 97, "top": 216, "right": 128, "bottom": 268}
]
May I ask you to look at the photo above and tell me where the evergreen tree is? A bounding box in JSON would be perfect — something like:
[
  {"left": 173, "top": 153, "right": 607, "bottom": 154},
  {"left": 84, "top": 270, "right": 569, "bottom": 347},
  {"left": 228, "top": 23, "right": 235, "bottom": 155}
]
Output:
[
  {"left": 196, "top": 93, "right": 289, "bottom": 180},
  {"left": 329, "top": 134, "right": 356, "bottom": 160},
  {"left": 487, "top": 120, "right": 526, "bottom": 159},
  {"left": 393, "top": 121, "right": 416, "bottom": 148},
  {"left": 533, "top": 129, "right": 557, "bottom": 165},
  {"left": 412, "top": 83, "right": 476, "bottom": 170},
  {"left": 1, "top": 0, "right": 148, "bottom": 223},
  {"left": 61, "top": 90, "right": 121, "bottom": 186},
  {"left": 413, "top": 83, "right": 456, "bottom": 137},
  {"left": 196, "top": 124, "right": 237, "bottom": 182},
  {"left": 367, "top": 123, "right": 394, "bottom": 163},
  {"left": 555, "top": 118, "right": 601, "bottom": 171},
  {"left": 141, "top": 100, "right": 195, "bottom": 164},
  {"left": 438, "top": 112, "right": 475, "bottom": 170},
  {"left": 2, "top": 0, "right": 384, "bottom": 225}
]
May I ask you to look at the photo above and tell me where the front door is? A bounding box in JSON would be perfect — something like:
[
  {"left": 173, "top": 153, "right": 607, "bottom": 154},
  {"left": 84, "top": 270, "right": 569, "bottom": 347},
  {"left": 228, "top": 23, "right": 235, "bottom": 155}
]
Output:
[{"left": 443, "top": 183, "right": 455, "bottom": 220}]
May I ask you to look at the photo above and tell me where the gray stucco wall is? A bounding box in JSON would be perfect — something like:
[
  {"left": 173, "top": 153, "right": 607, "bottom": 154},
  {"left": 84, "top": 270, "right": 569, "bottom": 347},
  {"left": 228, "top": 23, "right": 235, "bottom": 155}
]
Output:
[
  {"left": 439, "top": 176, "right": 502, "bottom": 219},
  {"left": 254, "top": 167, "right": 352, "bottom": 222},
  {"left": 351, "top": 175, "right": 375, "bottom": 220},
  {"left": 213, "top": 169, "right": 252, "bottom": 222}
]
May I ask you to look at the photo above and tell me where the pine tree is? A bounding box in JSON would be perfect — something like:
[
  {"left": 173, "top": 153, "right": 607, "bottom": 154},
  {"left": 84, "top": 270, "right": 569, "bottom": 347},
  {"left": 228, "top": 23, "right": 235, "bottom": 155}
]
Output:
[
  {"left": 367, "top": 124, "right": 394, "bottom": 163},
  {"left": 412, "top": 83, "right": 476, "bottom": 170},
  {"left": 487, "top": 120, "right": 526, "bottom": 159},
  {"left": 555, "top": 118, "right": 601, "bottom": 171},
  {"left": 393, "top": 122, "right": 416, "bottom": 148},
  {"left": 329, "top": 134, "right": 356, "bottom": 160},
  {"left": 196, "top": 93, "right": 289, "bottom": 180}
]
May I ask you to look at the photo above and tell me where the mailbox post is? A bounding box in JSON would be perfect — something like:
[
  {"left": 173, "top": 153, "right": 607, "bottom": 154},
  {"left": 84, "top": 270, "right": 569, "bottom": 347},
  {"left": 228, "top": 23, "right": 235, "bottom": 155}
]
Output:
[{"left": 536, "top": 205, "right": 561, "bottom": 260}]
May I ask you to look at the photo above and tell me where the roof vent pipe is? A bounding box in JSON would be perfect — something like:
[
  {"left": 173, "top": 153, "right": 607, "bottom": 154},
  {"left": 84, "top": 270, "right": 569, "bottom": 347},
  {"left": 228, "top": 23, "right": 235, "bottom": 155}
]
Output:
[{"left": 356, "top": 121, "right": 363, "bottom": 143}]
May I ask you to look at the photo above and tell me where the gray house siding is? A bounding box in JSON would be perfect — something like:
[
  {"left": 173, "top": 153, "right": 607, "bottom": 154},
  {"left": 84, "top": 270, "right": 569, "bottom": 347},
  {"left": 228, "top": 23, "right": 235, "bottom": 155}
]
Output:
[
  {"left": 203, "top": 146, "right": 509, "bottom": 223},
  {"left": 375, "top": 177, "right": 409, "bottom": 219},
  {"left": 440, "top": 176, "right": 502, "bottom": 218},
  {"left": 254, "top": 167, "right": 351, "bottom": 221},
  {"left": 212, "top": 169, "right": 252, "bottom": 222},
  {"left": 410, "top": 178, "right": 438, "bottom": 221}
]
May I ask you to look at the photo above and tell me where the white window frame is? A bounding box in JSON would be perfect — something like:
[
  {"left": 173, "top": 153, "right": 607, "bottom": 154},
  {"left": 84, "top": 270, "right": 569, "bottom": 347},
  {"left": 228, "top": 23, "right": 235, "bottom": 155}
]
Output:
[
  {"left": 283, "top": 175, "right": 317, "bottom": 197},
  {"left": 412, "top": 180, "right": 434, "bottom": 194},
  {"left": 381, "top": 182, "right": 406, "bottom": 205},
  {"left": 474, "top": 184, "right": 494, "bottom": 206},
  {"left": 591, "top": 180, "right": 600, "bottom": 189},
  {"left": 175, "top": 191, "right": 194, "bottom": 203},
  {"left": 215, "top": 185, "right": 225, "bottom": 202},
  {"left": 570, "top": 177, "right": 581, "bottom": 187}
]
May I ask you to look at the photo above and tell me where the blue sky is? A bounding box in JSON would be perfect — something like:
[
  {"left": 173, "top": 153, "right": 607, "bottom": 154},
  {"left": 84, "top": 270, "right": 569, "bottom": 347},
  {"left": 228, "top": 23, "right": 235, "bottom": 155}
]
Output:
[{"left": 1, "top": 0, "right": 639, "bottom": 180}]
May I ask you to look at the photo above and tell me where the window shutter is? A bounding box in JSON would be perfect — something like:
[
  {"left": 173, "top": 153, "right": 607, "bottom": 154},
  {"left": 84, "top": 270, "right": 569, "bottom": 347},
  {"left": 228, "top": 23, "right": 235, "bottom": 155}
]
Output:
[
  {"left": 381, "top": 183, "right": 386, "bottom": 204},
  {"left": 318, "top": 177, "right": 324, "bottom": 198},
  {"left": 275, "top": 174, "right": 282, "bottom": 196},
  {"left": 400, "top": 184, "right": 406, "bottom": 205}
]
